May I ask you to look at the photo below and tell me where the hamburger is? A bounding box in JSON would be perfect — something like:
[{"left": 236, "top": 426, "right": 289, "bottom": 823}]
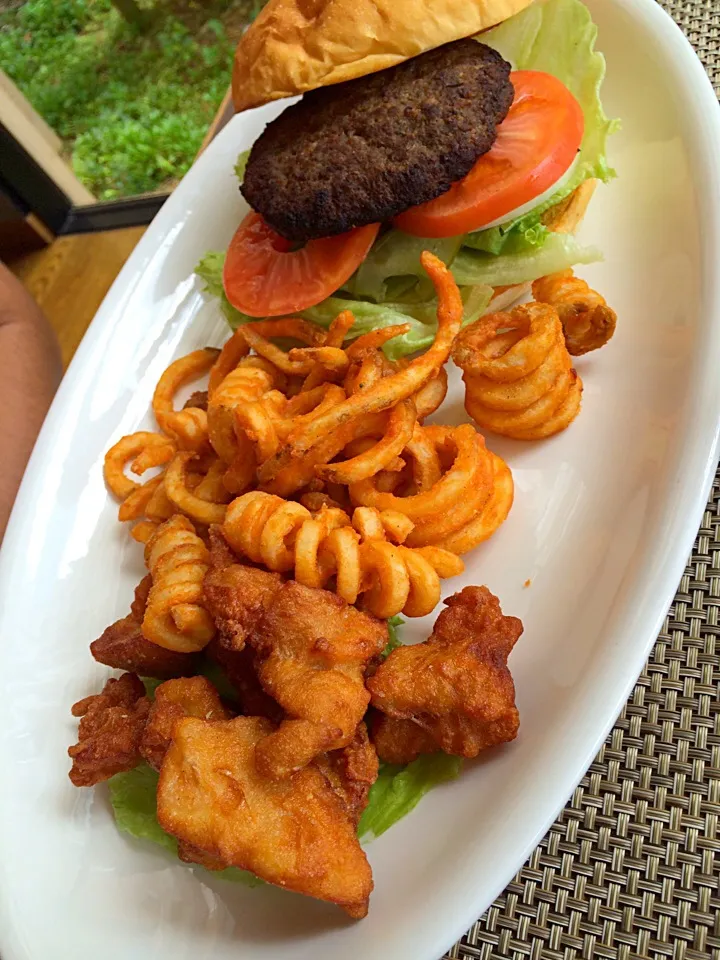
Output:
[{"left": 196, "top": 0, "right": 617, "bottom": 359}]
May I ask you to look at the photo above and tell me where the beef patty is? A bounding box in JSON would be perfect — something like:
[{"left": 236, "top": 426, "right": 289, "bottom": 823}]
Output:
[{"left": 241, "top": 39, "right": 513, "bottom": 241}]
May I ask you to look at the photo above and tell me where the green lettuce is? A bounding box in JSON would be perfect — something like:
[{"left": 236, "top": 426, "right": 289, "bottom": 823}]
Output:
[
  {"left": 195, "top": 251, "right": 493, "bottom": 360},
  {"left": 382, "top": 615, "right": 404, "bottom": 658},
  {"left": 465, "top": 0, "right": 620, "bottom": 255},
  {"left": 358, "top": 755, "right": 463, "bottom": 839},
  {"left": 234, "top": 148, "right": 250, "bottom": 184},
  {"left": 452, "top": 232, "right": 601, "bottom": 288}
]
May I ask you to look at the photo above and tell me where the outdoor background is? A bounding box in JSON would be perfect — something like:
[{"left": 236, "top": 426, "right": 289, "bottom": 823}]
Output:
[{"left": 0, "top": 0, "right": 268, "bottom": 199}]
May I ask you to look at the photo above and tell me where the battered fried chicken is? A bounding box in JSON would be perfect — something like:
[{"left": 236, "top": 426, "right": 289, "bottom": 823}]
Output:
[
  {"left": 178, "top": 841, "right": 227, "bottom": 871},
  {"left": 139, "top": 676, "right": 231, "bottom": 770},
  {"left": 157, "top": 716, "right": 373, "bottom": 917},
  {"left": 206, "top": 638, "right": 282, "bottom": 722},
  {"left": 203, "top": 527, "right": 283, "bottom": 652},
  {"left": 250, "top": 581, "right": 388, "bottom": 778},
  {"left": 316, "top": 723, "right": 379, "bottom": 827},
  {"left": 367, "top": 586, "right": 522, "bottom": 758},
  {"left": 68, "top": 673, "right": 150, "bottom": 786},
  {"left": 91, "top": 575, "right": 200, "bottom": 679},
  {"left": 368, "top": 711, "right": 439, "bottom": 765}
]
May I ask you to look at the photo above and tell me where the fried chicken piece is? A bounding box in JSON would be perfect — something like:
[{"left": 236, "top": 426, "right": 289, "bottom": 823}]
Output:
[
  {"left": 206, "top": 638, "right": 283, "bottom": 722},
  {"left": 68, "top": 673, "right": 150, "bottom": 786},
  {"left": 250, "top": 581, "right": 388, "bottom": 778},
  {"left": 368, "top": 711, "right": 438, "bottom": 765},
  {"left": 183, "top": 390, "right": 209, "bottom": 411},
  {"left": 139, "top": 676, "right": 231, "bottom": 770},
  {"left": 178, "top": 841, "right": 227, "bottom": 871},
  {"left": 367, "top": 586, "right": 522, "bottom": 758},
  {"left": 91, "top": 575, "right": 200, "bottom": 679},
  {"left": 203, "top": 527, "right": 283, "bottom": 652},
  {"left": 316, "top": 723, "right": 379, "bottom": 827},
  {"left": 157, "top": 716, "right": 373, "bottom": 917}
]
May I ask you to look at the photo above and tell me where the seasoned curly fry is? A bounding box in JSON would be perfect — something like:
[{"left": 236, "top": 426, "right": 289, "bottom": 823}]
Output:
[
  {"left": 207, "top": 358, "right": 279, "bottom": 464},
  {"left": 142, "top": 515, "right": 215, "bottom": 652},
  {"left": 222, "top": 491, "right": 463, "bottom": 618},
  {"left": 131, "top": 520, "right": 159, "bottom": 544},
  {"left": 118, "top": 475, "right": 164, "bottom": 522},
  {"left": 152, "top": 348, "right": 218, "bottom": 451},
  {"left": 104, "top": 432, "right": 176, "bottom": 500},
  {"left": 431, "top": 453, "right": 514, "bottom": 555},
  {"left": 164, "top": 453, "right": 229, "bottom": 525},
  {"left": 349, "top": 424, "right": 495, "bottom": 547},
  {"left": 454, "top": 303, "right": 583, "bottom": 440},
  {"left": 532, "top": 269, "right": 617, "bottom": 356},
  {"left": 318, "top": 400, "right": 416, "bottom": 485},
  {"left": 284, "top": 253, "right": 462, "bottom": 458}
]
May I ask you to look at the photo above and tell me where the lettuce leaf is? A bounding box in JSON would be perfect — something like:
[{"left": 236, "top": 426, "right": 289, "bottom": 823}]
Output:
[
  {"left": 358, "top": 755, "right": 463, "bottom": 839},
  {"left": 234, "top": 149, "right": 250, "bottom": 184},
  {"left": 451, "top": 232, "right": 602, "bottom": 288},
  {"left": 194, "top": 251, "right": 493, "bottom": 360},
  {"left": 382, "top": 615, "right": 404, "bottom": 659},
  {"left": 346, "top": 230, "right": 463, "bottom": 303},
  {"left": 108, "top": 764, "right": 264, "bottom": 886},
  {"left": 465, "top": 0, "right": 620, "bottom": 255}
]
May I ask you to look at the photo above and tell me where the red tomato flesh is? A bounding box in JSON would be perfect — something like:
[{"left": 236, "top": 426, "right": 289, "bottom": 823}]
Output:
[
  {"left": 223, "top": 213, "right": 380, "bottom": 317},
  {"left": 394, "top": 71, "right": 584, "bottom": 239}
]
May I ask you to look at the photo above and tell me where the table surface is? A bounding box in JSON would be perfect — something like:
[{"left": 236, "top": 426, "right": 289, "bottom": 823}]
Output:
[{"left": 444, "top": 6, "right": 720, "bottom": 957}]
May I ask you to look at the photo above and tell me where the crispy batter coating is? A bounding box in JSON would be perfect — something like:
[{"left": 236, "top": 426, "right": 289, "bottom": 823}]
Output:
[
  {"left": 316, "top": 723, "right": 379, "bottom": 827},
  {"left": 367, "top": 586, "right": 522, "bottom": 758},
  {"left": 178, "top": 841, "right": 227, "bottom": 870},
  {"left": 206, "top": 638, "right": 283, "bottom": 722},
  {"left": 157, "top": 716, "right": 373, "bottom": 917},
  {"left": 68, "top": 673, "right": 150, "bottom": 786},
  {"left": 368, "top": 711, "right": 438, "bottom": 765},
  {"left": 203, "top": 526, "right": 283, "bottom": 652},
  {"left": 250, "top": 581, "right": 388, "bottom": 778},
  {"left": 140, "top": 677, "right": 231, "bottom": 770},
  {"left": 91, "top": 617, "right": 200, "bottom": 680},
  {"left": 182, "top": 390, "right": 209, "bottom": 411}
]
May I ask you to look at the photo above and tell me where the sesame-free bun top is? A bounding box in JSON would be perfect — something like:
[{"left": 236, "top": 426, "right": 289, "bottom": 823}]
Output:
[{"left": 232, "top": 0, "right": 536, "bottom": 112}]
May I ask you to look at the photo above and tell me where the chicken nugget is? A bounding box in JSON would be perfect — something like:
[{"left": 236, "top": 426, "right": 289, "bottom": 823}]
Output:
[
  {"left": 367, "top": 586, "right": 521, "bottom": 758},
  {"left": 157, "top": 716, "right": 373, "bottom": 917},
  {"left": 139, "top": 676, "right": 231, "bottom": 770},
  {"left": 368, "top": 711, "right": 438, "bottom": 765},
  {"left": 250, "top": 581, "right": 387, "bottom": 778},
  {"left": 68, "top": 673, "right": 150, "bottom": 787},
  {"left": 316, "top": 723, "right": 379, "bottom": 826},
  {"left": 206, "top": 638, "right": 282, "bottom": 722},
  {"left": 203, "top": 526, "right": 283, "bottom": 651}
]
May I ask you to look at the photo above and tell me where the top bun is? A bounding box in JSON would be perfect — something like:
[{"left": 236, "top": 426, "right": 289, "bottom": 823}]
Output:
[{"left": 233, "top": 0, "right": 536, "bottom": 113}]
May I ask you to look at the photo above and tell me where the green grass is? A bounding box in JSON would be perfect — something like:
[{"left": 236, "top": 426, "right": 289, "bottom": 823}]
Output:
[{"left": 0, "top": 0, "right": 263, "bottom": 199}]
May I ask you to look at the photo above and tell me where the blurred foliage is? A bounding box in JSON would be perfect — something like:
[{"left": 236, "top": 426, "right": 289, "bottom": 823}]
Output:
[{"left": 0, "top": 0, "right": 267, "bottom": 198}]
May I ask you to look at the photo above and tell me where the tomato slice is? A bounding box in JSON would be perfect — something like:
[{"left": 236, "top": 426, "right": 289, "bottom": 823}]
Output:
[
  {"left": 394, "top": 71, "right": 584, "bottom": 239},
  {"left": 223, "top": 213, "right": 380, "bottom": 317}
]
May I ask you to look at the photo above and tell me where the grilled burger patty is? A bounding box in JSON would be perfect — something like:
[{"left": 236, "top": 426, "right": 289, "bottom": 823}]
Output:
[{"left": 241, "top": 39, "right": 514, "bottom": 241}]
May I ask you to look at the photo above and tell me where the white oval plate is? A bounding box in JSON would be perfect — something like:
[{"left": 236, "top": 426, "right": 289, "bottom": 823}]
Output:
[{"left": 2, "top": 2, "right": 720, "bottom": 957}]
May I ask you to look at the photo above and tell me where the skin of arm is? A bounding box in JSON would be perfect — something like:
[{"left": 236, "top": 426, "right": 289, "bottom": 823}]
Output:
[{"left": 0, "top": 262, "right": 62, "bottom": 541}]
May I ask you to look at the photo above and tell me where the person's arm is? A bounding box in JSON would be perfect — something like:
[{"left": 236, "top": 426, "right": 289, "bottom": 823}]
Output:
[{"left": 0, "top": 263, "right": 62, "bottom": 541}]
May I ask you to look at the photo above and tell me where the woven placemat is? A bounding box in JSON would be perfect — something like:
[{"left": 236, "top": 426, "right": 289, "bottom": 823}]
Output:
[{"left": 444, "top": 4, "right": 720, "bottom": 958}]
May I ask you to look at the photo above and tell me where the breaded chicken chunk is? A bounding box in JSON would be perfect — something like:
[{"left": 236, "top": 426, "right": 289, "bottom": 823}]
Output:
[
  {"left": 157, "top": 716, "right": 373, "bottom": 917},
  {"left": 91, "top": 575, "right": 200, "bottom": 679},
  {"left": 316, "top": 723, "right": 379, "bottom": 827},
  {"left": 250, "top": 581, "right": 387, "bottom": 778},
  {"left": 368, "top": 711, "right": 439, "bottom": 765},
  {"left": 367, "top": 586, "right": 521, "bottom": 758},
  {"left": 68, "top": 673, "right": 150, "bottom": 786},
  {"left": 203, "top": 527, "right": 283, "bottom": 652},
  {"left": 139, "top": 676, "right": 231, "bottom": 770},
  {"left": 206, "top": 638, "right": 282, "bottom": 722}
]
